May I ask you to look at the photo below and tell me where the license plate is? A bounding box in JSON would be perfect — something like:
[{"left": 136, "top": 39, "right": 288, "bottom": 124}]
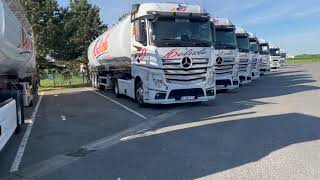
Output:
[
  {"left": 217, "top": 85, "right": 226, "bottom": 88},
  {"left": 181, "top": 96, "right": 195, "bottom": 101}
]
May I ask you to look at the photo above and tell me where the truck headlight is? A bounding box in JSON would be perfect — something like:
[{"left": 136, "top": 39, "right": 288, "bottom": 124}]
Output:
[
  {"left": 233, "top": 65, "right": 239, "bottom": 79},
  {"left": 151, "top": 73, "right": 164, "bottom": 89},
  {"left": 206, "top": 70, "right": 215, "bottom": 86}
]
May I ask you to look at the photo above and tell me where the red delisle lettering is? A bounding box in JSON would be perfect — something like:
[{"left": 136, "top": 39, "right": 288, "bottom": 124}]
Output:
[{"left": 164, "top": 49, "right": 179, "bottom": 59}]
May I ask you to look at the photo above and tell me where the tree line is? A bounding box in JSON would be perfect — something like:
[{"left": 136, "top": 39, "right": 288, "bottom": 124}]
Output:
[{"left": 21, "top": 0, "right": 107, "bottom": 80}]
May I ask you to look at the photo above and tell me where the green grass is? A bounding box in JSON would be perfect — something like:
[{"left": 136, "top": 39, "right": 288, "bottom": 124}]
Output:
[
  {"left": 287, "top": 54, "right": 320, "bottom": 64},
  {"left": 40, "top": 75, "right": 89, "bottom": 88},
  {"left": 39, "top": 83, "right": 91, "bottom": 92}
]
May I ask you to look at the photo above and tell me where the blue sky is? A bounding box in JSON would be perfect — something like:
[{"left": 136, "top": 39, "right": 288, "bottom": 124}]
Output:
[{"left": 58, "top": 0, "right": 320, "bottom": 55}]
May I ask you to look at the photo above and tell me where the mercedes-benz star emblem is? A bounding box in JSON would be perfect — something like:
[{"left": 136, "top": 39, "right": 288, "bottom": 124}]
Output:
[
  {"left": 181, "top": 57, "right": 192, "bottom": 69},
  {"left": 216, "top": 57, "right": 223, "bottom": 65}
]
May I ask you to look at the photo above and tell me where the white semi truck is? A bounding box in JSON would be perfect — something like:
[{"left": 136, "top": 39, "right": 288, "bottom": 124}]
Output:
[
  {"left": 235, "top": 27, "right": 252, "bottom": 84},
  {"left": 269, "top": 45, "right": 281, "bottom": 69},
  {"left": 280, "top": 49, "right": 287, "bottom": 67},
  {"left": 0, "top": 0, "right": 37, "bottom": 151},
  {"left": 258, "top": 38, "right": 270, "bottom": 75},
  {"left": 248, "top": 33, "right": 260, "bottom": 80},
  {"left": 88, "top": 3, "right": 216, "bottom": 105},
  {"left": 211, "top": 18, "right": 239, "bottom": 90}
]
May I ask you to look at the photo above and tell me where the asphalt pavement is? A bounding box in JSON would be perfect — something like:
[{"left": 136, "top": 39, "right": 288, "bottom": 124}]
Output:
[{"left": 1, "top": 64, "right": 320, "bottom": 180}]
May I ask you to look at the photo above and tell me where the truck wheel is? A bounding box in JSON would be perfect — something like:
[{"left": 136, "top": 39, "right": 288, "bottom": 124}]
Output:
[
  {"left": 114, "top": 80, "right": 120, "bottom": 98},
  {"left": 98, "top": 78, "right": 105, "bottom": 90},
  {"left": 99, "top": 85, "right": 105, "bottom": 91},
  {"left": 135, "top": 80, "right": 145, "bottom": 106}
]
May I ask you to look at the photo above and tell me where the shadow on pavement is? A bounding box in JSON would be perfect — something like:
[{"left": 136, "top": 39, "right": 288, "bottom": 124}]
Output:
[{"left": 100, "top": 113, "right": 320, "bottom": 180}]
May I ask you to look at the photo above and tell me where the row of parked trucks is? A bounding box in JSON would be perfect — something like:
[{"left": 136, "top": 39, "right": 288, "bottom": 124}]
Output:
[
  {"left": 0, "top": 2, "right": 287, "bottom": 151},
  {"left": 88, "top": 3, "right": 287, "bottom": 105}
]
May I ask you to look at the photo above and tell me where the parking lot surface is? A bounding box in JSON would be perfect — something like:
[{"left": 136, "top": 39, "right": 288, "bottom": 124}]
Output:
[{"left": 1, "top": 64, "right": 320, "bottom": 180}]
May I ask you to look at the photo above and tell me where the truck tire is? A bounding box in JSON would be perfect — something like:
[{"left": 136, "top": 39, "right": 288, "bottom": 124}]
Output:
[
  {"left": 135, "top": 80, "right": 145, "bottom": 106},
  {"left": 113, "top": 80, "right": 120, "bottom": 98},
  {"left": 99, "top": 84, "right": 105, "bottom": 91}
]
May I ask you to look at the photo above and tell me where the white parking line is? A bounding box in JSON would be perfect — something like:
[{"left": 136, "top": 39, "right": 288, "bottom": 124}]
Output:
[
  {"left": 10, "top": 94, "right": 43, "bottom": 172},
  {"left": 87, "top": 88, "right": 147, "bottom": 120}
]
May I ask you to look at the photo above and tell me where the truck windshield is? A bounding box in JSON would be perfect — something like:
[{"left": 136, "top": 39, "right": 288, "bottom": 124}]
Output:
[
  {"left": 215, "top": 28, "right": 237, "bottom": 49},
  {"left": 151, "top": 18, "right": 213, "bottom": 47},
  {"left": 249, "top": 40, "right": 258, "bottom": 52},
  {"left": 270, "top": 48, "right": 280, "bottom": 56},
  {"left": 280, "top": 53, "right": 286, "bottom": 58},
  {"left": 236, "top": 37, "right": 250, "bottom": 52},
  {"left": 259, "top": 45, "right": 269, "bottom": 55}
]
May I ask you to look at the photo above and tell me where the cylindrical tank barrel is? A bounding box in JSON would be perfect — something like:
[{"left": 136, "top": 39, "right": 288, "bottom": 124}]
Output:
[
  {"left": 0, "top": 0, "right": 35, "bottom": 78},
  {"left": 88, "top": 15, "right": 131, "bottom": 68}
]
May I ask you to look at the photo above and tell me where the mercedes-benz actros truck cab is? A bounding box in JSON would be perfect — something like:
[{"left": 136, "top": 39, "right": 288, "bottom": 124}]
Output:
[
  {"left": 269, "top": 45, "right": 281, "bottom": 69},
  {"left": 89, "top": 3, "right": 216, "bottom": 105},
  {"left": 211, "top": 18, "right": 239, "bottom": 91},
  {"left": 280, "top": 49, "right": 286, "bottom": 67},
  {"left": 235, "top": 27, "right": 252, "bottom": 84},
  {"left": 248, "top": 33, "right": 260, "bottom": 80},
  {"left": 258, "top": 38, "right": 270, "bottom": 75}
]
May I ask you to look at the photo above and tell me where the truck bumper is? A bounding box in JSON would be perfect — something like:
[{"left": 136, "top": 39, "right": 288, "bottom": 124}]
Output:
[
  {"left": 251, "top": 69, "right": 260, "bottom": 80},
  {"left": 239, "top": 70, "right": 252, "bottom": 85},
  {"left": 239, "top": 75, "right": 252, "bottom": 85},
  {"left": 144, "top": 85, "right": 216, "bottom": 104},
  {"left": 216, "top": 75, "right": 239, "bottom": 90},
  {"left": 270, "top": 61, "right": 281, "bottom": 69},
  {"left": 260, "top": 65, "right": 269, "bottom": 74}
]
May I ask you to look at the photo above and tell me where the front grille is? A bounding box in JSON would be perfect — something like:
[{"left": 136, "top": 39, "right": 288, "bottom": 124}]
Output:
[
  {"left": 162, "top": 58, "right": 208, "bottom": 84},
  {"left": 168, "top": 88, "right": 204, "bottom": 100},
  {"left": 251, "top": 57, "right": 258, "bottom": 70},
  {"left": 239, "top": 58, "right": 249, "bottom": 73},
  {"left": 260, "top": 58, "right": 268, "bottom": 67},
  {"left": 215, "top": 57, "right": 235, "bottom": 77}
]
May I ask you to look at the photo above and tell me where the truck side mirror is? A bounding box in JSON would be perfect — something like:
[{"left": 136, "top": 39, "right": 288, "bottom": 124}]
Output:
[{"left": 134, "top": 19, "right": 147, "bottom": 46}]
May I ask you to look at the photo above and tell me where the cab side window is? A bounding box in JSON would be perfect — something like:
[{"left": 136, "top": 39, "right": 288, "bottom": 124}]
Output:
[{"left": 134, "top": 19, "right": 147, "bottom": 46}]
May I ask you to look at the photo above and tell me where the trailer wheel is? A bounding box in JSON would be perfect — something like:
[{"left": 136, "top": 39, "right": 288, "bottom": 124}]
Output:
[
  {"left": 114, "top": 80, "right": 120, "bottom": 98},
  {"left": 98, "top": 77, "right": 105, "bottom": 90},
  {"left": 135, "top": 80, "right": 145, "bottom": 106},
  {"left": 99, "top": 84, "right": 105, "bottom": 91}
]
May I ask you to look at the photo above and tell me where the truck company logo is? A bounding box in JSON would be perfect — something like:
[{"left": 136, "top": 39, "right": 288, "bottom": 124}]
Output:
[
  {"left": 171, "top": 4, "right": 187, "bottom": 12},
  {"left": 133, "top": 46, "right": 147, "bottom": 62},
  {"left": 216, "top": 57, "right": 223, "bottom": 65},
  {"left": 181, "top": 57, "right": 192, "bottom": 69},
  {"left": 164, "top": 48, "right": 207, "bottom": 59},
  {"left": 240, "top": 53, "right": 248, "bottom": 57},
  {"left": 211, "top": 19, "right": 220, "bottom": 25},
  {"left": 94, "top": 34, "right": 109, "bottom": 57},
  {"left": 216, "top": 50, "right": 235, "bottom": 57}
]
